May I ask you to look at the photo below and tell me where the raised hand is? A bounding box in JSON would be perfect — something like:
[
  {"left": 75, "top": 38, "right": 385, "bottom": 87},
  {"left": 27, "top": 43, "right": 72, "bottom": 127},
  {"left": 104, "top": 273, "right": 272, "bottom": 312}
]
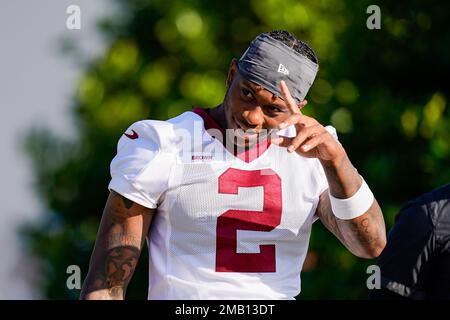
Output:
[{"left": 272, "top": 80, "right": 346, "bottom": 165}]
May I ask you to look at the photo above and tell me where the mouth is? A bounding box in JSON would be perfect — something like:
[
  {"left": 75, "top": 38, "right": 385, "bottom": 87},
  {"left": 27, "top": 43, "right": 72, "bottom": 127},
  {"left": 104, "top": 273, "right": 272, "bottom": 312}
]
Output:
[{"left": 231, "top": 115, "right": 259, "bottom": 140}]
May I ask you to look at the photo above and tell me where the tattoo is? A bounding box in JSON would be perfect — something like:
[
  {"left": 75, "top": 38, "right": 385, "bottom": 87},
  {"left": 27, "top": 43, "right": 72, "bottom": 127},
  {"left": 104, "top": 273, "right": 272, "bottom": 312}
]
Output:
[
  {"left": 85, "top": 246, "right": 141, "bottom": 299},
  {"left": 318, "top": 192, "right": 385, "bottom": 258},
  {"left": 346, "top": 216, "right": 377, "bottom": 246},
  {"left": 320, "top": 155, "right": 360, "bottom": 199},
  {"left": 105, "top": 246, "right": 140, "bottom": 288},
  {"left": 317, "top": 192, "right": 346, "bottom": 244},
  {"left": 81, "top": 191, "right": 155, "bottom": 299},
  {"left": 121, "top": 196, "right": 134, "bottom": 209},
  {"left": 107, "top": 195, "right": 140, "bottom": 224},
  {"left": 347, "top": 202, "right": 385, "bottom": 247},
  {"left": 318, "top": 155, "right": 386, "bottom": 258}
]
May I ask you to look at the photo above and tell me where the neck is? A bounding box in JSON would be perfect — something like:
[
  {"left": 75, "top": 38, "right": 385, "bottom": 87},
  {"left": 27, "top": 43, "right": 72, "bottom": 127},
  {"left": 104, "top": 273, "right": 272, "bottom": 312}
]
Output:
[{"left": 208, "top": 103, "right": 228, "bottom": 130}]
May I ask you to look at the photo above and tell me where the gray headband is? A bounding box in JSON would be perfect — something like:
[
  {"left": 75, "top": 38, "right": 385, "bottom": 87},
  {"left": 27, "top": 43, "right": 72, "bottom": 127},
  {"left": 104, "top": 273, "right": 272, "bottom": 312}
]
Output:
[{"left": 237, "top": 33, "right": 318, "bottom": 103}]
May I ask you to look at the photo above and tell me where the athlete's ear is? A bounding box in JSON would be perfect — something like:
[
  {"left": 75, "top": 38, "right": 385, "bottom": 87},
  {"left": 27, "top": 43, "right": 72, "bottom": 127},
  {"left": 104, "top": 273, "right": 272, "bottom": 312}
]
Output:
[{"left": 226, "top": 59, "right": 238, "bottom": 88}]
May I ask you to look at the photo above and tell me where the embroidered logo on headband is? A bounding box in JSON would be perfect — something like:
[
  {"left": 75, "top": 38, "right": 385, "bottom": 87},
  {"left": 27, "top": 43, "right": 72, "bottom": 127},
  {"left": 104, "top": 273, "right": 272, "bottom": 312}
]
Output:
[
  {"left": 277, "top": 64, "right": 289, "bottom": 75},
  {"left": 237, "top": 33, "right": 318, "bottom": 103}
]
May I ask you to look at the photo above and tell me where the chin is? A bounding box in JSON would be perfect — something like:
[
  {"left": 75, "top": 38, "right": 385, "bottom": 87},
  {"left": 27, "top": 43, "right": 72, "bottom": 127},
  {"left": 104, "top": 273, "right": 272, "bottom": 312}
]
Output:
[
  {"left": 233, "top": 133, "right": 264, "bottom": 150},
  {"left": 225, "top": 111, "right": 270, "bottom": 149},
  {"left": 235, "top": 138, "right": 255, "bottom": 148}
]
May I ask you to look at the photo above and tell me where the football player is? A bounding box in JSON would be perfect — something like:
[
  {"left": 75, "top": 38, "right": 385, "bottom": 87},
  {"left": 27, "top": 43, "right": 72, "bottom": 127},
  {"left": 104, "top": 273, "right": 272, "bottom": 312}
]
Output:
[{"left": 80, "top": 30, "right": 386, "bottom": 300}]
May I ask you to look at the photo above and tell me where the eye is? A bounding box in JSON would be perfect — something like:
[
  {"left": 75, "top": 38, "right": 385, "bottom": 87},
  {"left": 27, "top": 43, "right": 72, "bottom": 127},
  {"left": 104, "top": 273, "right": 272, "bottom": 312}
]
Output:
[
  {"left": 241, "top": 88, "right": 254, "bottom": 100},
  {"left": 267, "top": 105, "right": 283, "bottom": 113}
]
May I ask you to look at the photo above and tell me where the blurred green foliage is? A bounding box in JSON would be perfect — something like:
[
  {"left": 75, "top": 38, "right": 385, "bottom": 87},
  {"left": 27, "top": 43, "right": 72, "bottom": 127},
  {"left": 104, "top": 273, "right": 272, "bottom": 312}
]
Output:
[{"left": 22, "top": 0, "right": 449, "bottom": 299}]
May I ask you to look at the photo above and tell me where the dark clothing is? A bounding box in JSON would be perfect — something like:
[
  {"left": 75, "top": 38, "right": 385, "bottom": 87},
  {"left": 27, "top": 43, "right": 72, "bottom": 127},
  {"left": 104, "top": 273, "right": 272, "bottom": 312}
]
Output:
[{"left": 370, "top": 184, "right": 450, "bottom": 299}]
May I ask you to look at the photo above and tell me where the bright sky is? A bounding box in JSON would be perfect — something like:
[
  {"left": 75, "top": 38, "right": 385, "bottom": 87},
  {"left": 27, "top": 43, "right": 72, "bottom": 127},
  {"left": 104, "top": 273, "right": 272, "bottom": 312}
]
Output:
[{"left": 0, "top": 0, "right": 108, "bottom": 299}]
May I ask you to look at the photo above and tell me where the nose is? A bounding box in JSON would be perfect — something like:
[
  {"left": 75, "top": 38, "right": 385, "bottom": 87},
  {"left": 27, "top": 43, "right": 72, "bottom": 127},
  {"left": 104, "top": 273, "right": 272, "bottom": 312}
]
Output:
[{"left": 242, "top": 106, "right": 264, "bottom": 128}]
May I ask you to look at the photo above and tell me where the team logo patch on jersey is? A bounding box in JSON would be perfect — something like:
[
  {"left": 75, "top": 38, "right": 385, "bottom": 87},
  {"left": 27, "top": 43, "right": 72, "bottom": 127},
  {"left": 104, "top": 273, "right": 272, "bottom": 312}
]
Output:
[
  {"left": 179, "top": 151, "right": 228, "bottom": 164},
  {"left": 189, "top": 152, "right": 215, "bottom": 162},
  {"left": 191, "top": 154, "right": 214, "bottom": 161}
]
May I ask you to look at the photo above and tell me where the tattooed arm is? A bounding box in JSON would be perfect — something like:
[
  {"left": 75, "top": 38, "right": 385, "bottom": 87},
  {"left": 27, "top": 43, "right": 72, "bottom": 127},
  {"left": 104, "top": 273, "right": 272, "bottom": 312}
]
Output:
[
  {"left": 270, "top": 80, "right": 386, "bottom": 258},
  {"left": 80, "top": 190, "right": 155, "bottom": 300},
  {"left": 315, "top": 155, "right": 387, "bottom": 259}
]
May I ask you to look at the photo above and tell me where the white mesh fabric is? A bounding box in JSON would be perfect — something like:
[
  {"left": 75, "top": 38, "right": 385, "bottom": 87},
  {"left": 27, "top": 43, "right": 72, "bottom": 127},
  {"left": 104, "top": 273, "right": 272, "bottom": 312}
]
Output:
[{"left": 109, "top": 111, "right": 336, "bottom": 299}]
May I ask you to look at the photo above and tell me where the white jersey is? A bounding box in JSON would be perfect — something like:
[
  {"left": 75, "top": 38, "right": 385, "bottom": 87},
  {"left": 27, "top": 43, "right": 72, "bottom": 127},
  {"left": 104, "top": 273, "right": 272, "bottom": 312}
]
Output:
[{"left": 108, "top": 108, "right": 337, "bottom": 299}]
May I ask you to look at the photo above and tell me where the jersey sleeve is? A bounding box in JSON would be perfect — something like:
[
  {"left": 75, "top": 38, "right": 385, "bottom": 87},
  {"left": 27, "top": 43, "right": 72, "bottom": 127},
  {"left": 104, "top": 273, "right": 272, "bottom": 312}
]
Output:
[
  {"left": 369, "top": 201, "right": 435, "bottom": 299},
  {"left": 108, "top": 120, "right": 176, "bottom": 209}
]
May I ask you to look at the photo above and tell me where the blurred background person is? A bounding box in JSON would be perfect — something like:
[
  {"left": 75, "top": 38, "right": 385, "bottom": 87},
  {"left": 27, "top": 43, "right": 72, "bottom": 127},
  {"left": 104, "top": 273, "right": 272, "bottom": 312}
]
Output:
[{"left": 369, "top": 183, "right": 450, "bottom": 300}]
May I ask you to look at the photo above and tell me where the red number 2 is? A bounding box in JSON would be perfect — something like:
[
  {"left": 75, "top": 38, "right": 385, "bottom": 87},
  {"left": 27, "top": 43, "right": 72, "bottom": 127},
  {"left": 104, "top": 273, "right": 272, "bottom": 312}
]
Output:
[{"left": 216, "top": 168, "right": 282, "bottom": 272}]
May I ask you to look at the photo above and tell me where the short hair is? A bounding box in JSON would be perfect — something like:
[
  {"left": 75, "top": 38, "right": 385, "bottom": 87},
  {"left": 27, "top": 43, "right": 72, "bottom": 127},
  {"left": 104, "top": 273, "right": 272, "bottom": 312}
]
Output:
[{"left": 264, "top": 30, "right": 318, "bottom": 65}]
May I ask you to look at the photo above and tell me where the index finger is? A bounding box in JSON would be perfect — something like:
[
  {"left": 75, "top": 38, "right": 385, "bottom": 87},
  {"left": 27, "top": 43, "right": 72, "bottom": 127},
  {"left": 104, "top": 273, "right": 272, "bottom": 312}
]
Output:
[{"left": 279, "top": 80, "right": 302, "bottom": 115}]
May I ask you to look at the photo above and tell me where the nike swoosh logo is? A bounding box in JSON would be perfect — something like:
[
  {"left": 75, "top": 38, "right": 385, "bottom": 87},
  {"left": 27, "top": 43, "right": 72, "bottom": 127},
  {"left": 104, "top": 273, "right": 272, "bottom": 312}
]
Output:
[{"left": 124, "top": 129, "right": 139, "bottom": 139}]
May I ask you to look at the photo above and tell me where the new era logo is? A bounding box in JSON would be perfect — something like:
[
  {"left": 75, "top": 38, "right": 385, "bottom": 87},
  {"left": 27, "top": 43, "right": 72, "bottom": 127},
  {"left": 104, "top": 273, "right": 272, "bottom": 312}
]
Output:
[{"left": 277, "top": 63, "right": 289, "bottom": 75}]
